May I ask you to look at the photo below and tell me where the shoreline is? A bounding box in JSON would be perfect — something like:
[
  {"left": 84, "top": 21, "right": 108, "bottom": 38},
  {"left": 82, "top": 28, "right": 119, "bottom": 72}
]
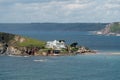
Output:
[{"left": 4, "top": 51, "right": 96, "bottom": 57}]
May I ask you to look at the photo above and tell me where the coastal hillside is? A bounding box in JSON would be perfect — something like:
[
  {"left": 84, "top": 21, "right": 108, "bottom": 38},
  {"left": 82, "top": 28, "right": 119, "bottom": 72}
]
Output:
[
  {"left": 0, "top": 32, "right": 45, "bottom": 47},
  {"left": 96, "top": 22, "right": 120, "bottom": 36}
]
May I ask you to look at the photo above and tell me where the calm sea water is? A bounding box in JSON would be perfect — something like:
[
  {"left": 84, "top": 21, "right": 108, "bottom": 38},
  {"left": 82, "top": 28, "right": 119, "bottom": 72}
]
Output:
[
  {"left": 0, "top": 23, "right": 120, "bottom": 80},
  {"left": 0, "top": 55, "right": 120, "bottom": 80}
]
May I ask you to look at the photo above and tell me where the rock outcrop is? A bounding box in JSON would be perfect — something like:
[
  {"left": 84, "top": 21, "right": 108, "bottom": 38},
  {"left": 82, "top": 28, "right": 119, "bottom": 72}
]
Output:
[{"left": 76, "top": 46, "right": 96, "bottom": 54}]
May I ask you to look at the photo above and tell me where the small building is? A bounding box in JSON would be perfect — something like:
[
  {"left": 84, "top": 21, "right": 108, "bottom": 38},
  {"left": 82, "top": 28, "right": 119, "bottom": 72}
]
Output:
[{"left": 46, "top": 40, "right": 66, "bottom": 50}]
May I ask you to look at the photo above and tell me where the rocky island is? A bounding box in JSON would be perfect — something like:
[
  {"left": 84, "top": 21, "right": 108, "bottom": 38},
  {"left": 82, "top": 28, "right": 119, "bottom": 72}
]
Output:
[
  {"left": 0, "top": 32, "right": 96, "bottom": 56},
  {"left": 96, "top": 22, "right": 120, "bottom": 36}
]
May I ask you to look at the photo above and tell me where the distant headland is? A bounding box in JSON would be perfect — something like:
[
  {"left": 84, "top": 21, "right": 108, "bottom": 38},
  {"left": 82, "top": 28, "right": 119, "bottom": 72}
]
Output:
[
  {"left": 0, "top": 32, "right": 96, "bottom": 56},
  {"left": 96, "top": 22, "right": 120, "bottom": 36}
]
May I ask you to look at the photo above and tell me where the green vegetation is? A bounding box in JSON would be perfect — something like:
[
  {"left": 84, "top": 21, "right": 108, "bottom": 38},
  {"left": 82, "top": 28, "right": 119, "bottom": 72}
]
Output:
[
  {"left": 18, "top": 37, "right": 46, "bottom": 48},
  {"left": 71, "top": 47, "right": 78, "bottom": 52},
  {"left": 61, "top": 48, "right": 68, "bottom": 53},
  {"left": 110, "top": 23, "right": 120, "bottom": 33},
  {"left": 0, "top": 32, "right": 15, "bottom": 43}
]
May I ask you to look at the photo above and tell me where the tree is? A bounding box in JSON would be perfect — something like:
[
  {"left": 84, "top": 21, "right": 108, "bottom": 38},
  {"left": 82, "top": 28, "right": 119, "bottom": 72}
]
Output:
[{"left": 70, "top": 42, "right": 78, "bottom": 47}]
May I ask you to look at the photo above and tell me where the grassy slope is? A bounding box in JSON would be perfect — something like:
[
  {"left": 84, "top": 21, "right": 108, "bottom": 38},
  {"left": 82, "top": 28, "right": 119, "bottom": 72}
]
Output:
[
  {"left": 18, "top": 37, "right": 46, "bottom": 48},
  {"left": 110, "top": 23, "right": 120, "bottom": 33}
]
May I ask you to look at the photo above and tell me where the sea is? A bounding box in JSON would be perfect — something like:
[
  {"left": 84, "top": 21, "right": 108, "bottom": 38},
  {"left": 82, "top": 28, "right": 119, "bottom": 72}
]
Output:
[{"left": 0, "top": 23, "right": 120, "bottom": 80}]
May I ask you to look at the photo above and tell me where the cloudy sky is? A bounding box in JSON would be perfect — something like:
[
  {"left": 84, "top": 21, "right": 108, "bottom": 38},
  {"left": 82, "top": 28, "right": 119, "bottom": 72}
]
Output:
[{"left": 0, "top": 0, "right": 120, "bottom": 23}]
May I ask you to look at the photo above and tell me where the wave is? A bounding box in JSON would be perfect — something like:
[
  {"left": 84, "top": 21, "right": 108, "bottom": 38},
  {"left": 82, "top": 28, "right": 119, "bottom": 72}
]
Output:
[
  {"left": 109, "top": 52, "right": 120, "bottom": 55},
  {"left": 33, "top": 59, "right": 48, "bottom": 62},
  {"left": 8, "top": 55, "right": 29, "bottom": 57}
]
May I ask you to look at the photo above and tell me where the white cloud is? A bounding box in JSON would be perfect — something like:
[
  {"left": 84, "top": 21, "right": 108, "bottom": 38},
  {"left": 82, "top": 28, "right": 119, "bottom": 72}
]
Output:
[
  {"left": 104, "top": 3, "right": 120, "bottom": 10},
  {"left": 66, "top": 3, "right": 88, "bottom": 10}
]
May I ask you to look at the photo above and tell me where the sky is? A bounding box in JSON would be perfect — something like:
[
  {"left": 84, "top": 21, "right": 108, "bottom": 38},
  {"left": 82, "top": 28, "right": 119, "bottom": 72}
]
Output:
[{"left": 0, "top": 0, "right": 120, "bottom": 23}]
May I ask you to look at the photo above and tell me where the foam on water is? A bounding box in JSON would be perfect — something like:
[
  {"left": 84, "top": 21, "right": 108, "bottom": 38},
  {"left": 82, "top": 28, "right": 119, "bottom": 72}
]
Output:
[
  {"left": 33, "top": 59, "right": 48, "bottom": 62},
  {"left": 8, "top": 55, "right": 30, "bottom": 57}
]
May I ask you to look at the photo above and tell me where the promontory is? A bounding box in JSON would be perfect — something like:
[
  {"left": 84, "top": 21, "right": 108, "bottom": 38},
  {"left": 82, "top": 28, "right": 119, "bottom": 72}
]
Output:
[{"left": 0, "top": 32, "right": 96, "bottom": 56}]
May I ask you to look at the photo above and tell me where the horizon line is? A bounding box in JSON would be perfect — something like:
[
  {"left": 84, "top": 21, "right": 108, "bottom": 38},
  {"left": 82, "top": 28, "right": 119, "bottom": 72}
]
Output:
[{"left": 0, "top": 22, "right": 111, "bottom": 24}]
